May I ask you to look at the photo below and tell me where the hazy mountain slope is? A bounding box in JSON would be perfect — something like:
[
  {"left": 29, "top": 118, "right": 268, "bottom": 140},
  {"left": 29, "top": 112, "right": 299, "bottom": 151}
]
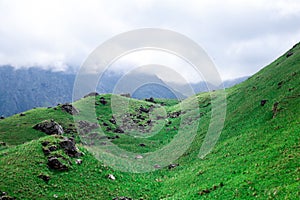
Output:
[
  {"left": 0, "top": 43, "right": 299, "bottom": 199},
  {"left": 0, "top": 66, "right": 75, "bottom": 117},
  {"left": 0, "top": 66, "right": 246, "bottom": 117}
]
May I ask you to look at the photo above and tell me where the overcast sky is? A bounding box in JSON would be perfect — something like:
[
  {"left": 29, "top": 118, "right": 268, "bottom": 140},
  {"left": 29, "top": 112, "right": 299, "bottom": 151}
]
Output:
[{"left": 0, "top": 0, "right": 300, "bottom": 81}]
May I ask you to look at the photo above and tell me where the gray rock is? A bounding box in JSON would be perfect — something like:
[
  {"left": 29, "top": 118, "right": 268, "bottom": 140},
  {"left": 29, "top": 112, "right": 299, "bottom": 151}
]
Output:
[
  {"left": 61, "top": 103, "right": 79, "bottom": 115},
  {"left": 33, "top": 120, "right": 64, "bottom": 135}
]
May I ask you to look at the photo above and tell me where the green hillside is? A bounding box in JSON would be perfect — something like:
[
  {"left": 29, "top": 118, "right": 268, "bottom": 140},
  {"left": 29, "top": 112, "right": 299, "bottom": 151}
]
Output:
[{"left": 0, "top": 43, "right": 299, "bottom": 199}]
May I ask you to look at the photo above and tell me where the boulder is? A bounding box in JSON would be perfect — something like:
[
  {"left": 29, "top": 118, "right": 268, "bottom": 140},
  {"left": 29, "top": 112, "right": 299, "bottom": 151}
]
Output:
[
  {"left": 0, "top": 116, "right": 5, "bottom": 120},
  {"left": 99, "top": 97, "right": 107, "bottom": 105},
  {"left": 61, "top": 103, "right": 79, "bottom": 115},
  {"left": 145, "top": 97, "right": 155, "bottom": 103},
  {"left": 59, "top": 137, "right": 82, "bottom": 157},
  {"left": 33, "top": 120, "right": 64, "bottom": 135},
  {"left": 47, "top": 156, "right": 69, "bottom": 171},
  {"left": 84, "top": 92, "right": 99, "bottom": 98},
  {"left": 19, "top": 113, "right": 26, "bottom": 117}
]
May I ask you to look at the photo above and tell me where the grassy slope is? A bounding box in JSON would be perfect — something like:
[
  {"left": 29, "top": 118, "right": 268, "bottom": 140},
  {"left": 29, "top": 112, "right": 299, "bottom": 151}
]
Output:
[{"left": 0, "top": 43, "right": 300, "bottom": 199}]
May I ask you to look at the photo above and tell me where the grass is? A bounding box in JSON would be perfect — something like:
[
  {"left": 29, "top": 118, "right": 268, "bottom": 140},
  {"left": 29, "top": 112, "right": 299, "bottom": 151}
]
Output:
[{"left": 0, "top": 42, "right": 299, "bottom": 199}]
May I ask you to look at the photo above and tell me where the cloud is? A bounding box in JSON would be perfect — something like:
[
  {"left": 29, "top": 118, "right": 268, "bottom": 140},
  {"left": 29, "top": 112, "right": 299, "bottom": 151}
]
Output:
[{"left": 0, "top": 0, "right": 299, "bottom": 79}]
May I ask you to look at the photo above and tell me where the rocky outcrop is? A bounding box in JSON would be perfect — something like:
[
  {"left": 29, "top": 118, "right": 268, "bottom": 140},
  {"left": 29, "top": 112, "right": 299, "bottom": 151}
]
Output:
[
  {"left": 61, "top": 103, "right": 79, "bottom": 115},
  {"left": 33, "top": 120, "right": 64, "bottom": 135}
]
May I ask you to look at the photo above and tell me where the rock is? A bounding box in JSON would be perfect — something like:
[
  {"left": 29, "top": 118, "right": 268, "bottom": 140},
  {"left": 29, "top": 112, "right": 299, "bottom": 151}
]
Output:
[
  {"left": 272, "top": 102, "right": 279, "bottom": 118},
  {"left": 59, "top": 137, "right": 82, "bottom": 157},
  {"left": 33, "top": 120, "right": 64, "bottom": 135},
  {"left": 42, "top": 147, "right": 51, "bottom": 155},
  {"left": 41, "top": 141, "right": 50, "bottom": 146},
  {"left": 135, "top": 155, "right": 143, "bottom": 159},
  {"left": 260, "top": 100, "right": 267, "bottom": 106},
  {"left": 114, "top": 127, "right": 124, "bottom": 134},
  {"left": 145, "top": 97, "right": 155, "bottom": 103},
  {"left": 168, "top": 111, "right": 181, "bottom": 118},
  {"left": 38, "top": 174, "right": 50, "bottom": 182},
  {"left": 0, "top": 116, "right": 5, "bottom": 120},
  {"left": 102, "top": 122, "right": 109, "bottom": 126},
  {"left": 77, "top": 120, "right": 99, "bottom": 134},
  {"left": 168, "top": 163, "right": 179, "bottom": 170},
  {"left": 139, "top": 143, "right": 146, "bottom": 147},
  {"left": 154, "top": 164, "right": 161, "bottom": 169},
  {"left": 61, "top": 103, "right": 79, "bottom": 115},
  {"left": 20, "top": 113, "right": 26, "bottom": 117},
  {"left": 286, "top": 52, "right": 293, "bottom": 58},
  {"left": 109, "top": 117, "right": 116, "bottom": 124},
  {"left": 139, "top": 106, "right": 149, "bottom": 113},
  {"left": 120, "top": 93, "right": 130, "bottom": 98},
  {"left": 47, "top": 156, "right": 68, "bottom": 171},
  {"left": 84, "top": 92, "right": 99, "bottom": 98},
  {"left": 277, "top": 81, "right": 284, "bottom": 89},
  {"left": 99, "top": 97, "right": 107, "bottom": 105},
  {"left": 75, "top": 159, "right": 82, "bottom": 165},
  {"left": 113, "top": 197, "right": 132, "bottom": 200},
  {"left": 48, "top": 145, "right": 58, "bottom": 152},
  {"left": 0, "top": 142, "right": 6, "bottom": 146},
  {"left": 108, "top": 174, "right": 116, "bottom": 180}
]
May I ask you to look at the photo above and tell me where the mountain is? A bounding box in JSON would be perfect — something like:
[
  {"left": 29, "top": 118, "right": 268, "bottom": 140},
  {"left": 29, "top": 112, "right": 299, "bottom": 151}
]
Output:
[
  {"left": 0, "top": 42, "right": 299, "bottom": 199},
  {"left": 0, "top": 66, "right": 75, "bottom": 117},
  {"left": 0, "top": 66, "right": 246, "bottom": 117}
]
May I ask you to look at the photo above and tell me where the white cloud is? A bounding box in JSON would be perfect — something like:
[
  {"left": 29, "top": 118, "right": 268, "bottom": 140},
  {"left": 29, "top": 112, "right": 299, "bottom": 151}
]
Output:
[{"left": 0, "top": 0, "right": 299, "bottom": 80}]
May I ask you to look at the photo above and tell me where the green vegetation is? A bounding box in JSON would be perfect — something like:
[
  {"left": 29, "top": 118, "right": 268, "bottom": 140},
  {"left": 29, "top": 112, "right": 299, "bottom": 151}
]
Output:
[{"left": 0, "top": 43, "right": 299, "bottom": 199}]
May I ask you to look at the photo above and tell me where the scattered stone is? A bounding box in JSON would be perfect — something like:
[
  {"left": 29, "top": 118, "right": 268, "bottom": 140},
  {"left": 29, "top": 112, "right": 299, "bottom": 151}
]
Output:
[
  {"left": 47, "top": 156, "right": 68, "bottom": 171},
  {"left": 33, "top": 120, "right": 64, "bottom": 135},
  {"left": 199, "top": 189, "right": 210, "bottom": 195},
  {"left": 168, "top": 163, "right": 179, "bottom": 170},
  {"left": 99, "top": 97, "right": 107, "bottom": 105},
  {"left": 42, "top": 147, "right": 51, "bottom": 155},
  {"left": 135, "top": 155, "right": 143, "bottom": 159},
  {"left": 41, "top": 141, "right": 50, "bottom": 146},
  {"left": 48, "top": 145, "right": 58, "bottom": 152},
  {"left": 139, "top": 106, "right": 150, "bottom": 113},
  {"left": 109, "top": 117, "right": 116, "bottom": 124},
  {"left": 20, "top": 113, "right": 26, "bottom": 117},
  {"left": 61, "top": 103, "right": 79, "bottom": 115},
  {"left": 38, "top": 174, "right": 50, "bottom": 183},
  {"left": 84, "top": 92, "right": 99, "bottom": 98},
  {"left": 77, "top": 120, "right": 99, "bottom": 134},
  {"left": 277, "top": 81, "right": 284, "bottom": 89},
  {"left": 75, "top": 159, "right": 82, "bottom": 165},
  {"left": 108, "top": 174, "right": 116, "bottom": 180},
  {"left": 113, "top": 197, "right": 132, "bottom": 200},
  {"left": 114, "top": 127, "right": 125, "bottom": 134},
  {"left": 272, "top": 102, "right": 279, "bottom": 118},
  {"left": 102, "top": 122, "right": 109, "bottom": 126},
  {"left": 0, "top": 191, "right": 15, "bottom": 200},
  {"left": 0, "top": 142, "right": 6, "bottom": 146},
  {"left": 286, "top": 52, "right": 293, "bottom": 58},
  {"left": 260, "top": 100, "right": 268, "bottom": 106},
  {"left": 154, "top": 164, "right": 161, "bottom": 169},
  {"left": 168, "top": 111, "right": 181, "bottom": 118}
]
